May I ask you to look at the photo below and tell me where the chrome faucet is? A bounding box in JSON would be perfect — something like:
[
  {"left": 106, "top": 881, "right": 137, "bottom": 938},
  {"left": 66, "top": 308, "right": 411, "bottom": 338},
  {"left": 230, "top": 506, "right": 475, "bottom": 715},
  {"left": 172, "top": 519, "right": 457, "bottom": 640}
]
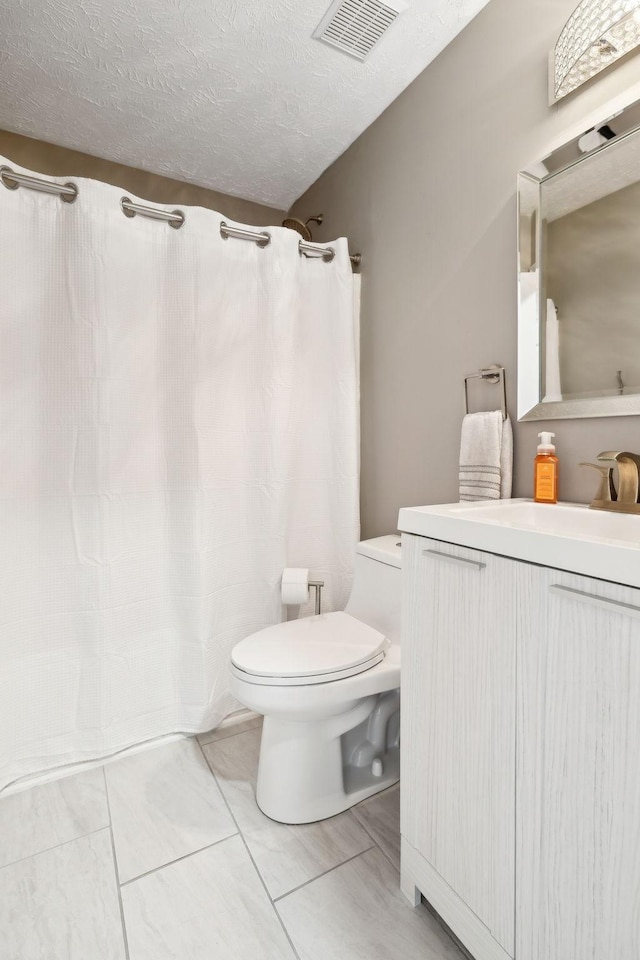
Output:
[{"left": 579, "top": 451, "right": 640, "bottom": 514}]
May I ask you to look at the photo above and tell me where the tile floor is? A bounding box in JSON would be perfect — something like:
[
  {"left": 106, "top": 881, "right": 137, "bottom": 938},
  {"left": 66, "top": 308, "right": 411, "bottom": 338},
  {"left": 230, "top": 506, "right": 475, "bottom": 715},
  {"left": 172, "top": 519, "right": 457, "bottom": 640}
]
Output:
[{"left": 0, "top": 716, "right": 466, "bottom": 960}]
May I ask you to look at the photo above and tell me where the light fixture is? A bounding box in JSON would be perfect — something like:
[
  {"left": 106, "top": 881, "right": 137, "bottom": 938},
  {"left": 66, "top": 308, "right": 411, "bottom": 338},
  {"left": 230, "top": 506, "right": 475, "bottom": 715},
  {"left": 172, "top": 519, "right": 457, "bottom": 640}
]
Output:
[{"left": 551, "top": 0, "right": 640, "bottom": 102}]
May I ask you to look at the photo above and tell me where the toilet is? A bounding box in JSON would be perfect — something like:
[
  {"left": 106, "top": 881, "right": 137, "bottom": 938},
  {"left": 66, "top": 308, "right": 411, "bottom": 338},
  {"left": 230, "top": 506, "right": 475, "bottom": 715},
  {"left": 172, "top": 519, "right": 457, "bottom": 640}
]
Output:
[{"left": 229, "top": 535, "right": 401, "bottom": 824}]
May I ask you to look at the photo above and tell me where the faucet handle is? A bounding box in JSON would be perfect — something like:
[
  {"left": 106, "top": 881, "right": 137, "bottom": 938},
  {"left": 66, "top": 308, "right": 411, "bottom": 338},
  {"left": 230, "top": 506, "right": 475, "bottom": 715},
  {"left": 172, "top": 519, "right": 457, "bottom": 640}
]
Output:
[
  {"left": 579, "top": 462, "right": 616, "bottom": 503},
  {"left": 597, "top": 449, "right": 635, "bottom": 462},
  {"left": 595, "top": 451, "right": 640, "bottom": 504}
]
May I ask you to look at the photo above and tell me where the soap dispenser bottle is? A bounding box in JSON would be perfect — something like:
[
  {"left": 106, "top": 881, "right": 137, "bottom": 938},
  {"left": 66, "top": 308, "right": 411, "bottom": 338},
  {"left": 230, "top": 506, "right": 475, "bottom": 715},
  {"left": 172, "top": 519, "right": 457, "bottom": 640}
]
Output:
[{"left": 534, "top": 432, "right": 558, "bottom": 504}]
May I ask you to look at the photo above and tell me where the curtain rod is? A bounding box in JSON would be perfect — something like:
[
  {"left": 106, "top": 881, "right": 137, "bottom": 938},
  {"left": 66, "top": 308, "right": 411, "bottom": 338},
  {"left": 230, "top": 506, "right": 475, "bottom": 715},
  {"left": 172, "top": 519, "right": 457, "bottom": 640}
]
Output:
[{"left": 1, "top": 166, "right": 362, "bottom": 269}]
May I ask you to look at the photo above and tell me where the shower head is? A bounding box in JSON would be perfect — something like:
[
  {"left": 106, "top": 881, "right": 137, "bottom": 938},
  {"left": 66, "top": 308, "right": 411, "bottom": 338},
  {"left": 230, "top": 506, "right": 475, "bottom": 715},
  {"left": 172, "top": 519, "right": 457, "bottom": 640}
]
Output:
[{"left": 281, "top": 214, "right": 324, "bottom": 241}]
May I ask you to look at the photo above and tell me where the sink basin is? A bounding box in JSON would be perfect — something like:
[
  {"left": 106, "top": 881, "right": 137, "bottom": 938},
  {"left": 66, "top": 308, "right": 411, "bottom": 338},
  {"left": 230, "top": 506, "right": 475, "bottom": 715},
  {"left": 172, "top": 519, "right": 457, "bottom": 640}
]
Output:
[
  {"left": 449, "top": 499, "right": 640, "bottom": 543},
  {"left": 398, "top": 499, "right": 640, "bottom": 588}
]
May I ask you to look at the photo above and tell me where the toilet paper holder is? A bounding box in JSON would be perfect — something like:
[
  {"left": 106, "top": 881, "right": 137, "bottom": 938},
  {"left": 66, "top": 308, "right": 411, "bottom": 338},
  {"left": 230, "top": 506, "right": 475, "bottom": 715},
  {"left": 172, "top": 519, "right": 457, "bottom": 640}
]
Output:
[
  {"left": 281, "top": 568, "right": 325, "bottom": 613},
  {"left": 309, "top": 580, "right": 324, "bottom": 616}
]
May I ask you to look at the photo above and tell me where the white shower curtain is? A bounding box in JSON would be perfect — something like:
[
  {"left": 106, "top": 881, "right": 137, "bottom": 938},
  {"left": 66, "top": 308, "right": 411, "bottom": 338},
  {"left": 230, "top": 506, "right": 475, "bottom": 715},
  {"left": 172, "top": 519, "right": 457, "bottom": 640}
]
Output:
[{"left": 0, "top": 159, "right": 359, "bottom": 791}]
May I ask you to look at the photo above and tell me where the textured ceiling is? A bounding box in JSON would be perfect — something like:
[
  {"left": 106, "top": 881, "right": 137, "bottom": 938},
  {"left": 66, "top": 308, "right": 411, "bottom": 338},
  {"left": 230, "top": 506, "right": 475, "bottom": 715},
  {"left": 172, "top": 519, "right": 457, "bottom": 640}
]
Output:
[{"left": 0, "top": 0, "right": 490, "bottom": 208}]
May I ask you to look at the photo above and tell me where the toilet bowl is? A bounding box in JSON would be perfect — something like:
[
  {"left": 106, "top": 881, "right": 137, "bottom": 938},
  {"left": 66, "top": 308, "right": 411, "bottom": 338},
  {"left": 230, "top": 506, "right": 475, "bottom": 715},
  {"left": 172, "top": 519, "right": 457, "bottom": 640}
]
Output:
[{"left": 229, "top": 535, "right": 401, "bottom": 824}]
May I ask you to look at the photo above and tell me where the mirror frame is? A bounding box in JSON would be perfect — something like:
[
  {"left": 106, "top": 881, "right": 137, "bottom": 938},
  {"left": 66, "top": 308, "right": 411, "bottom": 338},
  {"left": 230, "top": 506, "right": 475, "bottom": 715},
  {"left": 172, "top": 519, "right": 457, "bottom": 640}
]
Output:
[{"left": 518, "top": 95, "right": 640, "bottom": 421}]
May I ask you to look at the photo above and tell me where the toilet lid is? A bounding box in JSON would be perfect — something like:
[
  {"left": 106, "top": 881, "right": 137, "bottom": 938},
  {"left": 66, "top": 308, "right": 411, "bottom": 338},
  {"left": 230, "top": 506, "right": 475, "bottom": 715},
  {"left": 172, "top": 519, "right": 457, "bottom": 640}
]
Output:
[{"left": 231, "top": 611, "right": 388, "bottom": 682}]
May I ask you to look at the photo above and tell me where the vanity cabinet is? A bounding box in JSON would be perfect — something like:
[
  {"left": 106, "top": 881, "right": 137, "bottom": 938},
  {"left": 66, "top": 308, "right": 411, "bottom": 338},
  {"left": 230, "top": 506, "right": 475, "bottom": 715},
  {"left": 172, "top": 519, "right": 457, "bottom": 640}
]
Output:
[
  {"left": 401, "top": 529, "right": 640, "bottom": 960},
  {"left": 401, "top": 534, "right": 516, "bottom": 960},
  {"left": 516, "top": 565, "right": 640, "bottom": 960}
]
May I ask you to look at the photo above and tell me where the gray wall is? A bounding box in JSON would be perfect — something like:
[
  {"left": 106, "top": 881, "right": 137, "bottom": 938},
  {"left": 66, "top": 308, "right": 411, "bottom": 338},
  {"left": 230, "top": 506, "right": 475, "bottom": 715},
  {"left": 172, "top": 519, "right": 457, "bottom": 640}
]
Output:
[
  {"left": 292, "top": 0, "right": 640, "bottom": 537},
  {"left": 0, "top": 129, "right": 283, "bottom": 226}
]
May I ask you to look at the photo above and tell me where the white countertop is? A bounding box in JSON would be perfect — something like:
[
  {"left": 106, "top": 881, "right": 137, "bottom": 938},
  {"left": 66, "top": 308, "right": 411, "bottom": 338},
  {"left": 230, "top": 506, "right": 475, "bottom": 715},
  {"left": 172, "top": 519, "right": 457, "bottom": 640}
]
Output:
[{"left": 398, "top": 499, "right": 640, "bottom": 589}]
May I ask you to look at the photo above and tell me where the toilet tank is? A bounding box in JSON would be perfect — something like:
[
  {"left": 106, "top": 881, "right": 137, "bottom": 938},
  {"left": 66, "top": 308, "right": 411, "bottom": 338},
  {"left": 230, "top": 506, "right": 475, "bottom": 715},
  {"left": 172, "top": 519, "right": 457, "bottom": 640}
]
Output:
[{"left": 343, "top": 535, "right": 402, "bottom": 644}]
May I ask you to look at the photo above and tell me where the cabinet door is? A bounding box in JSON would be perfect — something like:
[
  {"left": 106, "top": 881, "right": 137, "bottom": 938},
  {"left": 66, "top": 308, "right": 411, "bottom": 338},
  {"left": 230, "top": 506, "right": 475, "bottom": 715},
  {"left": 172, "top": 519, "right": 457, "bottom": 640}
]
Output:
[
  {"left": 517, "top": 565, "right": 640, "bottom": 960},
  {"left": 402, "top": 535, "right": 516, "bottom": 955}
]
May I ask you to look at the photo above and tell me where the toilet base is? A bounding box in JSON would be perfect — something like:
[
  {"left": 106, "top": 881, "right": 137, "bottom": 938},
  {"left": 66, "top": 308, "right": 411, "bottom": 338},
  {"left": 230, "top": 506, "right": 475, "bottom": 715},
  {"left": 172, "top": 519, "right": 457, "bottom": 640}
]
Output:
[{"left": 255, "top": 692, "right": 400, "bottom": 824}]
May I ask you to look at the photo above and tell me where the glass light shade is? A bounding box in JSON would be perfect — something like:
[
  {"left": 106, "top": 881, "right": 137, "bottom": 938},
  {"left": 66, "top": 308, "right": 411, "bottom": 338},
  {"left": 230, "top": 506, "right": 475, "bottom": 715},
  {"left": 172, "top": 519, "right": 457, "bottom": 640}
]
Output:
[{"left": 553, "top": 0, "right": 640, "bottom": 101}]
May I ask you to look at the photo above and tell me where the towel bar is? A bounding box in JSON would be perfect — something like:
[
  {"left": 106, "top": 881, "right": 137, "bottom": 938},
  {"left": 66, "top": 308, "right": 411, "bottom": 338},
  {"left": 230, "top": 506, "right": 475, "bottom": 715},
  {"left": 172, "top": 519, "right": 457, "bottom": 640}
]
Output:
[{"left": 464, "top": 365, "right": 507, "bottom": 421}]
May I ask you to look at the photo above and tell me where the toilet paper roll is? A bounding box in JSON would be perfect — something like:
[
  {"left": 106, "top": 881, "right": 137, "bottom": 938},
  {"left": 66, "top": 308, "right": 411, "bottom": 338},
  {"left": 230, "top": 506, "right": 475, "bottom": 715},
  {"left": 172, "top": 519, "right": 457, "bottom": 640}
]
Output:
[{"left": 281, "top": 568, "right": 310, "bottom": 605}]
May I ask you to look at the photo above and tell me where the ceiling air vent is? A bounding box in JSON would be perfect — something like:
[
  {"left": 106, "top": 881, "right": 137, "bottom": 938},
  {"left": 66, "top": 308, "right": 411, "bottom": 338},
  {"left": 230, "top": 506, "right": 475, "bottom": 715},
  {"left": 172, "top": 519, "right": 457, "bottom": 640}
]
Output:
[{"left": 313, "top": 0, "right": 406, "bottom": 61}]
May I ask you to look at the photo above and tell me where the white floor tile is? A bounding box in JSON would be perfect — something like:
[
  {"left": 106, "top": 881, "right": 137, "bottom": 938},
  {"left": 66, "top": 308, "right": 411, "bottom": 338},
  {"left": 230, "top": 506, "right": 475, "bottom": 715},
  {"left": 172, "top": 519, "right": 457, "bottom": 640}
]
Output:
[
  {"left": 105, "top": 738, "right": 236, "bottom": 883},
  {"left": 202, "top": 727, "right": 373, "bottom": 899},
  {"left": 277, "top": 846, "right": 465, "bottom": 960},
  {"left": 351, "top": 782, "right": 400, "bottom": 870},
  {"left": 0, "top": 767, "right": 109, "bottom": 868},
  {"left": 0, "top": 829, "right": 126, "bottom": 960},
  {"left": 122, "top": 834, "right": 297, "bottom": 960},
  {"left": 197, "top": 711, "right": 262, "bottom": 745}
]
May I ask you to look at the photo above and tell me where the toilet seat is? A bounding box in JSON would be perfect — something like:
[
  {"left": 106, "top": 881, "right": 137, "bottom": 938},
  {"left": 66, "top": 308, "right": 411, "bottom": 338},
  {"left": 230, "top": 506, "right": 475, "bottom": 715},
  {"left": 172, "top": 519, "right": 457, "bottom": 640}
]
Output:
[{"left": 230, "top": 611, "right": 388, "bottom": 687}]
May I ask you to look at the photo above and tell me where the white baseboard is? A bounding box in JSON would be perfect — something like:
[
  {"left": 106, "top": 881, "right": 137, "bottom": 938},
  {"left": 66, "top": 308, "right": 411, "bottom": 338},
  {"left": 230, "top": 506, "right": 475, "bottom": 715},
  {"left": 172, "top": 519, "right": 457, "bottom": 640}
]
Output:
[{"left": 213, "top": 708, "right": 261, "bottom": 731}]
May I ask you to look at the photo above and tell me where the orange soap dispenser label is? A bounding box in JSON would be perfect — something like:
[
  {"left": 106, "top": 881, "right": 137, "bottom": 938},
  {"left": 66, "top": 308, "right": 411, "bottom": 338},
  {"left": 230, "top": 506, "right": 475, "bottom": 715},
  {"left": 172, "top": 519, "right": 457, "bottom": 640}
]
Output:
[{"left": 534, "top": 458, "right": 558, "bottom": 502}]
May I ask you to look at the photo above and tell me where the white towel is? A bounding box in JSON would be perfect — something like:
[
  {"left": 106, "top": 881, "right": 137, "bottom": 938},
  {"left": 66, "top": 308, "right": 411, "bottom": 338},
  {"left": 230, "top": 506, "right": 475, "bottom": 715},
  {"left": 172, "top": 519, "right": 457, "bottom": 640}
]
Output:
[{"left": 459, "top": 411, "right": 513, "bottom": 501}]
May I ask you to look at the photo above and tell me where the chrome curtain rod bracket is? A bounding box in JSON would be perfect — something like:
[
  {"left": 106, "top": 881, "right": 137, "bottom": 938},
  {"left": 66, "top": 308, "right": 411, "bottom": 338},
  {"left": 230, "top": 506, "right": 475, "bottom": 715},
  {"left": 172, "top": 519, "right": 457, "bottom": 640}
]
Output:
[
  {"left": 0, "top": 166, "right": 78, "bottom": 203},
  {"left": 120, "top": 197, "right": 185, "bottom": 229},
  {"left": 220, "top": 221, "right": 271, "bottom": 247},
  {"left": 464, "top": 364, "right": 508, "bottom": 420}
]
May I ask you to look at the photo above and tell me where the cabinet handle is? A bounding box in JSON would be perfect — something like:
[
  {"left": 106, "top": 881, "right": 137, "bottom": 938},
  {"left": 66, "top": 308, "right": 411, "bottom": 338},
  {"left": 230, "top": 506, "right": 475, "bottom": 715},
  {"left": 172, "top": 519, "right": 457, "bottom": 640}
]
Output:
[
  {"left": 423, "top": 549, "right": 486, "bottom": 571},
  {"left": 550, "top": 584, "right": 640, "bottom": 621}
]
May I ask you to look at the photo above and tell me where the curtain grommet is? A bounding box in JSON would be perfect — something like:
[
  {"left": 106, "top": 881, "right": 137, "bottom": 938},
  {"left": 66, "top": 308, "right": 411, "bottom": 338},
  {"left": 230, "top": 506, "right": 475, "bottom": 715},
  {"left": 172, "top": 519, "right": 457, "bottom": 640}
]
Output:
[{"left": 0, "top": 166, "right": 19, "bottom": 191}]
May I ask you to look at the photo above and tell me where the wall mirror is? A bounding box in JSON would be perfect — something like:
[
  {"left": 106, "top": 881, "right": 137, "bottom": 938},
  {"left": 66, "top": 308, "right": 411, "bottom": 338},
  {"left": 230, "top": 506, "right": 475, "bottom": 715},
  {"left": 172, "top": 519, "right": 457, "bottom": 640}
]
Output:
[{"left": 518, "top": 96, "right": 640, "bottom": 420}]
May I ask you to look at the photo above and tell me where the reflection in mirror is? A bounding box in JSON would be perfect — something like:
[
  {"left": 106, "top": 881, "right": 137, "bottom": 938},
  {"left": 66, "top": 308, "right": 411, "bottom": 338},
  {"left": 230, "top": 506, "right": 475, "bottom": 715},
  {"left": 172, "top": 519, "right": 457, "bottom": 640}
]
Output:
[{"left": 518, "top": 96, "right": 640, "bottom": 420}]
